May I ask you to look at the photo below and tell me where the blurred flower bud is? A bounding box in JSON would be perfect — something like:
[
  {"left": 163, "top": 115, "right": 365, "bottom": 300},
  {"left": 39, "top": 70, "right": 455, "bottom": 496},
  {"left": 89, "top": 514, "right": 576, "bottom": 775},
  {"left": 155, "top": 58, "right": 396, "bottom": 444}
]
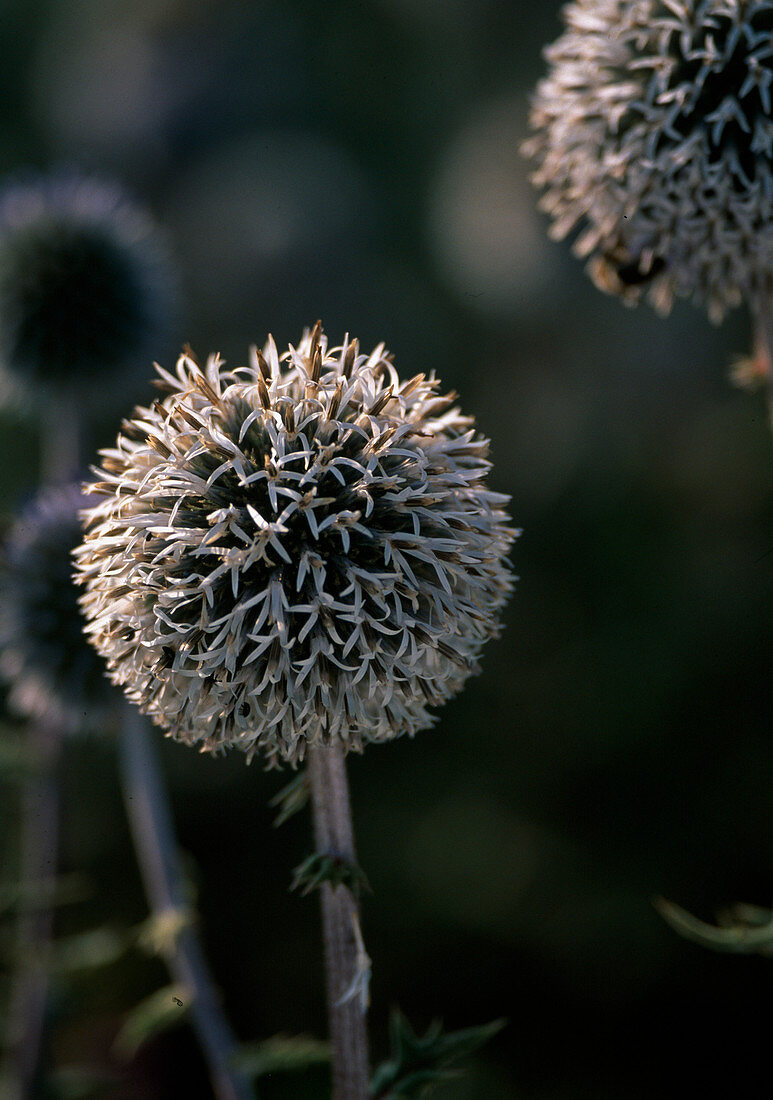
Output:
[
  {"left": 0, "top": 484, "right": 119, "bottom": 734},
  {"left": 0, "top": 171, "right": 175, "bottom": 406},
  {"left": 524, "top": 0, "right": 773, "bottom": 323}
]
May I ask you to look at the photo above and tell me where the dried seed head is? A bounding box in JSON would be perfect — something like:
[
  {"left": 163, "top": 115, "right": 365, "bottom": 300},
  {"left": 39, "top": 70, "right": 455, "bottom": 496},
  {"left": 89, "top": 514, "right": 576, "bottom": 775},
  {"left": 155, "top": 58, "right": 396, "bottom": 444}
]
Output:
[
  {"left": 75, "top": 327, "right": 516, "bottom": 766},
  {"left": 524, "top": 0, "right": 773, "bottom": 322}
]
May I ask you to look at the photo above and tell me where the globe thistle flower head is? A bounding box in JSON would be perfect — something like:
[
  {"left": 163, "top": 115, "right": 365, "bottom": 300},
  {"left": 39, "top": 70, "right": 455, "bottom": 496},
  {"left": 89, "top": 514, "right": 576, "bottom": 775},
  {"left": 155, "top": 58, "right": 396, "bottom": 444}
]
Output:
[
  {"left": 523, "top": 0, "right": 773, "bottom": 322},
  {"left": 75, "top": 325, "right": 516, "bottom": 766},
  {"left": 0, "top": 484, "right": 119, "bottom": 734},
  {"left": 0, "top": 171, "right": 175, "bottom": 404}
]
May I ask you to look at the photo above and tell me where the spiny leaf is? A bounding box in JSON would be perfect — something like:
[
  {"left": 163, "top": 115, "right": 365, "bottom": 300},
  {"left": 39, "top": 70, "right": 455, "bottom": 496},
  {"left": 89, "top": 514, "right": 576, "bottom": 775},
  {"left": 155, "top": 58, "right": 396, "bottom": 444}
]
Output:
[
  {"left": 112, "top": 984, "right": 190, "bottom": 1060},
  {"left": 270, "top": 770, "right": 310, "bottom": 827},
  {"left": 0, "top": 872, "right": 92, "bottom": 918},
  {"left": 233, "top": 1033, "right": 330, "bottom": 1079},
  {"left": 656, "top": 896, "right": 773, "bottom": 954},
  {"left": 291, "top": 853, "right": 371, "bottom": 898},
  {"left": 51, "top": 925, "right": 133, "bottom": 975},
  {"left": 370, "top": 1008, "right": 506, "bottom": 1098},
  {"left": 46, "top": 1063, "right": 123, "bottom": 1099},
  {"left": 376, "top": 1068, "right": 457, "bottom": 1097},
  {"left": 725, "top": 902, "right": 773, "bottom": 928}
]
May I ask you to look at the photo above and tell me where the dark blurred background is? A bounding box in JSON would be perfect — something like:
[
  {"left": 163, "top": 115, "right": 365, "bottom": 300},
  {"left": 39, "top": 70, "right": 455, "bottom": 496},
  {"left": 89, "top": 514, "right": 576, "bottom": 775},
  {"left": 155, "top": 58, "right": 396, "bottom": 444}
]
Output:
[{"left": 1, "top": 0, "right": 772, "bottom": 1096}]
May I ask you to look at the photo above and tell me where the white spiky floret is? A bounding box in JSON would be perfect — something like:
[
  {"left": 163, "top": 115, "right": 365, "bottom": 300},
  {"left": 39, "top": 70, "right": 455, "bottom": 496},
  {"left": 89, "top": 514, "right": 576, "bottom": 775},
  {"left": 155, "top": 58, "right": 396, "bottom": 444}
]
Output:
[
  {"left": 523, "top": 0, "right": 773, "bottom": 321},
  {"left": 74, "top": 325, "right": 516, "bottom": 766}
]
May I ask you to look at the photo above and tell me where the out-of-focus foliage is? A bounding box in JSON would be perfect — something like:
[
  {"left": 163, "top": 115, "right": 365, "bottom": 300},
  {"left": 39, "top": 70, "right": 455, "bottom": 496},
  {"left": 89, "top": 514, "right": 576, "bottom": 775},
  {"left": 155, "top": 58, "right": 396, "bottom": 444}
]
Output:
[
  {"left": 112, "top": 984, "right": 190, "bottom": 1061},
  {"left": 234, "top": 1033, "right": 330, "bottom": 1081},
  {"left": 370, "top": 1010, "right": 506, "bottom": 1098},
  {"left": 1, "top": 0, "right": 772, "bottom": 1097}
]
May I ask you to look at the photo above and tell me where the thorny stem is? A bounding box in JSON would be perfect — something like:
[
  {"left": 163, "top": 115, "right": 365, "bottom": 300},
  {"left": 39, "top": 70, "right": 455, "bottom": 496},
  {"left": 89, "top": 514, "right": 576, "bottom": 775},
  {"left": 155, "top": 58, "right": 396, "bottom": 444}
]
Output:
[
  {"left": 2, "top": 719, "right": 61, "bottom": 1100},
  {"left": 119, "top": 705, "right": 254, "bottom": 1100},
  {"left": 307, "top": 742, "right": 370, "bottom": 1100}
]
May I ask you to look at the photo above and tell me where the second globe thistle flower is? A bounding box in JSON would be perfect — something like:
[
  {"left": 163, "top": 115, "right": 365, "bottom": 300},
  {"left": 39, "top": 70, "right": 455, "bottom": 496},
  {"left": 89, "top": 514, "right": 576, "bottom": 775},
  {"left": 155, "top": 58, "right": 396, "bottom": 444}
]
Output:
[
  {"left": 0, "top": 484, "right": 118, "bottom": 735},
  {"left": 75, "top": 325, "right": 515, "bottom": 766},
  {"left": 0, "top": 172, "right": 175, "bottom": 405},
  {"left": 524, "top": 0, "right": 773, "bottom": 323}
]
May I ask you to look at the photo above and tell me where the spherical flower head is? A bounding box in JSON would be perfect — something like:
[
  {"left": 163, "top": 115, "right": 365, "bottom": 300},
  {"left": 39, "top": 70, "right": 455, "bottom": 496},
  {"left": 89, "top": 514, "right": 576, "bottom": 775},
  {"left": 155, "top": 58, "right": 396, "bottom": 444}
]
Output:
[
  {"left": 523, "top": 0, "right": 773, "bottom": 322},
  {"left": 0, "top": 484, "right": 119, "bottom": 734},
  {"left": 75, "top": 325, "right": 516, "bottom": 766},
  {"left": 0, "top": 171, "right": 175, "bottom": 404}
]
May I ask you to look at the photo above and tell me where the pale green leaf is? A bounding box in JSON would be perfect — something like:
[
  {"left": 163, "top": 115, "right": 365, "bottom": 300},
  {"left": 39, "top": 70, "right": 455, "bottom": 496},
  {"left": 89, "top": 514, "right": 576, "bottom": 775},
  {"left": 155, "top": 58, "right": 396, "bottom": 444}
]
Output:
[
  {"left": 234, "top": 1033, "right": 330, "bottom": 1079},
  {"left": 112, "top": 984, "right": 190, "bottom": 1060}
]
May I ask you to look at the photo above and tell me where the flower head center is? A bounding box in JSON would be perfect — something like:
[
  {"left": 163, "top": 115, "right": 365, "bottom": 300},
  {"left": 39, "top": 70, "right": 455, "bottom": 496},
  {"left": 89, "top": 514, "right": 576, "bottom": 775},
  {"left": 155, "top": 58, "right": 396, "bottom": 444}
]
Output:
[{"left": 655, "top": 6, "right": 773, "bottom": 177}]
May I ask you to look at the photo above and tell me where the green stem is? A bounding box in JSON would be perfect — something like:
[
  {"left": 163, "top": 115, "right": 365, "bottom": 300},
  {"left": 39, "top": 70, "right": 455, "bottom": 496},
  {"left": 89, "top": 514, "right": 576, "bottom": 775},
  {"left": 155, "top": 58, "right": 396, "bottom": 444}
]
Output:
[
  {"left": 119, "top": 705, "right": 254, "bottom": 1100},
  {"left": 307, "top": 742, "right": 370, "bottom": 1100}
]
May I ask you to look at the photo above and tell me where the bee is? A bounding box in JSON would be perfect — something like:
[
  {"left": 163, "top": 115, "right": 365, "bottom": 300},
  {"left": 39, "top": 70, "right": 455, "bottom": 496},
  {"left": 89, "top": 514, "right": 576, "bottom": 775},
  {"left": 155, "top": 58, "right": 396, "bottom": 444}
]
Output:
[
  {"left": 591, "top": 242, "right": 666, "bottom": 297},
  {"left": 614, "top": 254, "right": 666, "bottom": 286}
]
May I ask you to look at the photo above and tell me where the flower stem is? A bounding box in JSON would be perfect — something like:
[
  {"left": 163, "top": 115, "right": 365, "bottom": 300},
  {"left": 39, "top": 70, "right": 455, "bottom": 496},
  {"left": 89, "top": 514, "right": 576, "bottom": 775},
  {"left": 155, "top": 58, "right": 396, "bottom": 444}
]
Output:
[
  {"left": 118, "top": 705, "right": 254, "bottom": 1100},
  {"left": 2, "top": 394, "right": 82, "bottom": 1097},
  {"left": 307, "top": 742, "right": 370, "bottom": 1100},
  {"left": 2, "top": 718, "right": 61, "bottom": 1100}
]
